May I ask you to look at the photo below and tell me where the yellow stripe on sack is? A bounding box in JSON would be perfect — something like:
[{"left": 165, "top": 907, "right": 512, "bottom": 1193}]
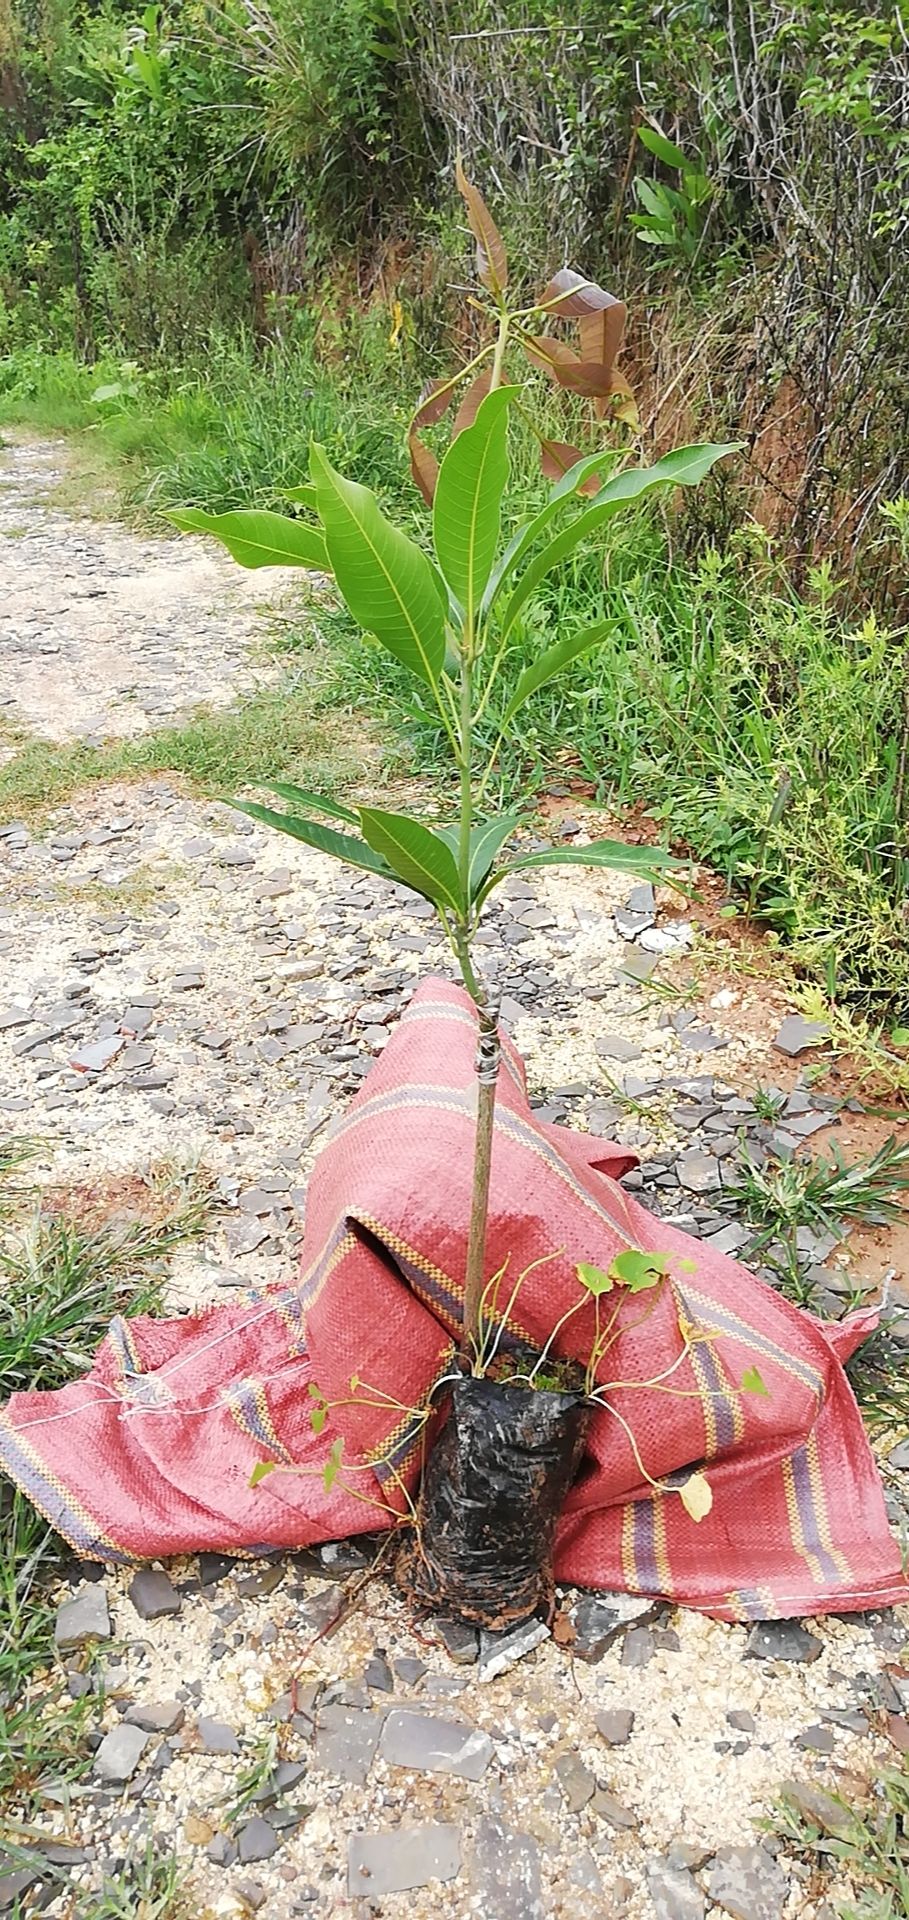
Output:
[
  {"left": 621, "top": 1502, "right": 639, "bottom": 1590},
  {"left": 781, "top": 1454, "right": 825, "bottom": 1586},
  {"left": 805, "top": 1429, "right": 852, "bottom": 1582},
  {"left": 652, "top": 1493, "right": 672, "bottom": 1593},
  {"left": 0, "top": 1406, "right": 134, "bottom": 1562}
]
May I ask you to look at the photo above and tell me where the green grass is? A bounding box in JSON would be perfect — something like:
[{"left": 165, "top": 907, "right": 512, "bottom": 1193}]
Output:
[
  {"left": 318, "top": 515, "right": 909, "bottom": 1013},
  {"left": 775, "top": 1769, "right": 909, "bottom": 1918},
  {"left": 728, "top": 1135, "right": 909, "bottom": 1251},
  {"left": 81, "top": 1841, "right": 193, "bottom": 1919},
  {"left": 0, "top": 322, "right": 414, "bottom": 516},
  {"left": 0, "top": 1833, "right": 193, "bottom": 1919},
  {"left": 0, "top": 1153, "right": 214, "bottom": 1808},
  {"left": 725, "top": 1134, "right": 909, "bottom": 1308},
  {"left": 846, "top": 1320, "right": 909, "bottom": 1436},
  {"left": 0, "top": 673, "right": 366, "bottom": 823}
]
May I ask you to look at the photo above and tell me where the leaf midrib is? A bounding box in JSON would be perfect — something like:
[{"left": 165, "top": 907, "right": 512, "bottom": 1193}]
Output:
[{"left": 322, "top": 468, "right": 441, "bottom": 687}]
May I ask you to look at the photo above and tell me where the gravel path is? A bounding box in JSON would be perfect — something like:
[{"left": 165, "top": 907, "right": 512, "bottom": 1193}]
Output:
[
  {"left": 1, "top": 434, "right": 907, "bottom": 1920},
  {"left": 0, "top": 435, "right": 298, "bottom": 757}
]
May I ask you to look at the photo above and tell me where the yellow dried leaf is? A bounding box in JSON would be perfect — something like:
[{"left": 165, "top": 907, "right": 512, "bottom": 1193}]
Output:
[
  {"left": 184, "top": 1813, "right": 215, "bottom": 1846},
  {"left": 679, "top": 1470, "right": 712, "bottom": 1522}
]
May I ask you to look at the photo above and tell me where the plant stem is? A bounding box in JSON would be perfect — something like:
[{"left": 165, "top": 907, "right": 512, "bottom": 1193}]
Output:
[
  {"left": 461, "top": 1003, "right": 500, "bottom": 1357},
  {"left": 455, "top": 301, "right": 512, "bottom": 1362},
  {"left": 489, "top": 309, "right": 510, "bottom": 395}
]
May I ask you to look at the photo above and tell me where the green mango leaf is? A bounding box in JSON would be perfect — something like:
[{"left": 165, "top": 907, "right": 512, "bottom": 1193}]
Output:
[
  {"left": 437, "top": 814, "right": 524, "bottom": 901},
  {"left": 482, "top": 449, "right": 621, "bottom": 614},
  {"left": 433, "top": 387, "right": 517, "bottom": 624},
  {"left": 740, "top": 1366, "right": 770, "bottom": 1397},
  {"left": 358, "top": 807, "right": 464, "bottom": 914},
  {"left": 501, "top": 621, "right": 616, "bottom": 727},
  {"left": 576, "top": 1261, "right": 614, "bottom": 1296},
  {"left": 610, "top": 1248, "right": 669, "bottom": 1291},
  {"left": 499, "top": 444, "right": 743, "bottom": 641},
  {"left": 264, "top": 783, "right": 359, "bottom": 825},
  {"left": 283, "top": 483, "right": 319, "bottom": 509},
  {"left": 311, "top": 444, "right": 446, "bottom": 689},
  {"left": 233, "top": 801, "right": 395, "bottom": 883},
  {"left": 249, "top": 1461, "right": 278, "bottom": 1486},
  {"left": 638, "top": 124, "right": 690, "bottom": 169},
  {"left": 479, "top": 838, "right": 682, "bottom": 905},
  {"left": 166, "top": 506, "right": 329, "bottom": 572}
]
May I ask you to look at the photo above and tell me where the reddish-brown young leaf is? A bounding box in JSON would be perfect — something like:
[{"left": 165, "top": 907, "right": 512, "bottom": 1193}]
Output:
[
  {"left": 538, "top": 267, "right": 618, "bottom": 321},
  {"left": 596, "top": 368, "right": 639, "bottom": 428},
  {"left": 522, "top": 333, "right": 584, "bottom": 379},
  {"left": 413, "top": 375, "right": 456, "bottom": 430},
  {"left": 452, "top": 367, "right": 494, "bottom": 436},
  {"left": 548, "top": 360, "right": 620, "bottom": 397},
  {"left": 539, "top": 439, "right": 602, "bottom": 493},
  {"left": 455, "top": 156, "right": 508, "bottom": 294},
  {"left": 408, "top": 431, "right": 439, "bottom": 505},
  {"left": 523, "top": 335, "right": 618, "bottom": 397},
  {"left": 579, "top": 301, "right": 627, "bottom": 379}
]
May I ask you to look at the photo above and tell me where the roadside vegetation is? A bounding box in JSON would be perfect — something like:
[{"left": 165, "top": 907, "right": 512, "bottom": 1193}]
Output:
[
  {"left": 1, "top": 0, "right": 908, "bottom": 1027},
  {"left": 0, "top": 1145, "right": 212, "bottom": 1813}
]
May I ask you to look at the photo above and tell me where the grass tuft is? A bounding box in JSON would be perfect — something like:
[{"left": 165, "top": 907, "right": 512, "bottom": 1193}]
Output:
[
  {"left": 0, "top": 675, "right": 368, "bottom": 824},
  {"left": 0, "top": 1160, "right": 215, "bottom": 1802},
  {"left": 729, "top": 1134, "right": 909, "bottom": 1250},
  {"left": 775, "top": 1768, "right": 909, "bottom": 1918}
]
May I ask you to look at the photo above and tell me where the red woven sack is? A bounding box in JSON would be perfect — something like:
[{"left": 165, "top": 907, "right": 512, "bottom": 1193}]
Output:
[{"left": 0, "top": 977, "right": 903, "bottom": 1621}]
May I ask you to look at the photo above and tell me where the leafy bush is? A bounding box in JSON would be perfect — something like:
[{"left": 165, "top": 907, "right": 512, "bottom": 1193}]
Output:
[{"left": 322, "top": 497, "right": 909, "bottom": 1010}]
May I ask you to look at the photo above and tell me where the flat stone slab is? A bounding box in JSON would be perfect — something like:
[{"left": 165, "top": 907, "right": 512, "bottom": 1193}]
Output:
[
  {"left": 647, "top": 1857, "right": 706, "bottom": 1920},
  {"left": 93, "top": 1723, "right": 149, "bottom": 1783},
  {"left": 596, "top": 1033, "right": 642, "bottom": 1062},
  {"left": 592, "top": 1788, "right": 639, "bottom": 1830},
  {"left": 677, "top": 1149, "right": 722, "bottom": 1193},
  {"left": 433, "top": 1615, "right": 479, "bottom": 1664},
  {"left": 55, "top": 1584, "right": 111, "bottom": 1651},
  {"left": 348, "top": 1824, "right": 462, "bottom": 1897},
  {"left": 197, "top": 1716, "right": 241, "bottom": 1755},
  {"left": 379, "top": 1709, "right": 494, "bottom": 1781},
  {"left": 128, "top": 1568, "right": 181, "bottom": 1619},
  {"left": 708, "top": 1845, "right": 790, "bottom": 1920},
  {"left": 313, "top": 1705, "right": 385, "bottom": 1785},
  {"left": 478, "top": 1617, "right": 549, "bottom": 1681},
  {"left": 745, "top": 1621, "right": 823, "bottom": 1663},
  {"left": 470, "top": 1817, "right": 544, "bottom": 1920},
  {"left": 555, "top": 1752, "right": 596, "bottom": 1811},
  {"left": 570, "top": 1592, "right": 659, "bottom": 1662},
  {"left": 237, "top": 1818, "right": 279, "bottom": 1864},
  {"left": 125, "top": 1700, "right": 185, "bottom": 1735},
  {"left": 69, "top": 1035, "right": 124, "bottom": 1073},
  {"left": 595, "top": 1708, "right": 635, "bottom": 1745},
  {"left": 773, "top": 1015, "right": 828, "bottom": 1057}
]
